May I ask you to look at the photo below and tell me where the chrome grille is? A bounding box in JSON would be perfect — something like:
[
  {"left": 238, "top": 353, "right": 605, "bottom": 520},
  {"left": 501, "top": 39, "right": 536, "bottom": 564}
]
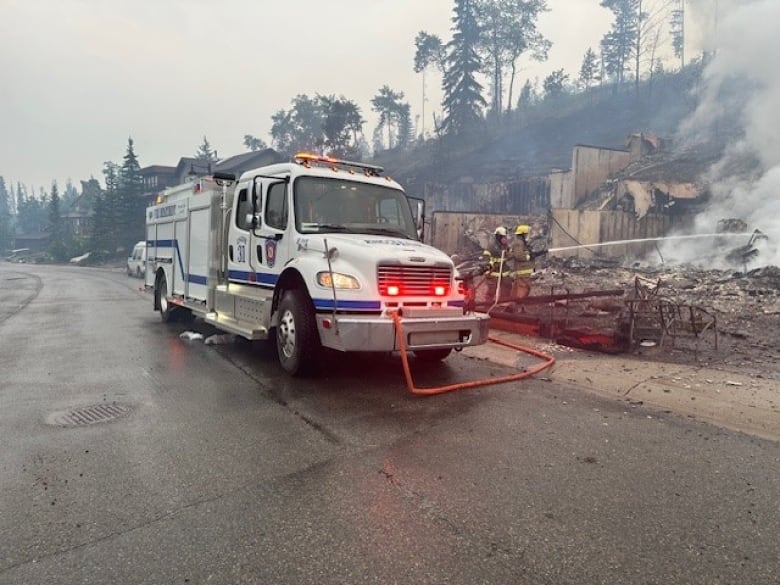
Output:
[{"left": 377, "top": 264, "right": 452, "bottom": 296}]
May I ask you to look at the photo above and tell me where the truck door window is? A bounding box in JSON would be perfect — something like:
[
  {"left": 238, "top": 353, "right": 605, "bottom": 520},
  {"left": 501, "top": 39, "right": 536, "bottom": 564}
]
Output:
[
  {"left": 236, "top": 188, "right": 252, "bottom": 230},
  {"left": 265, "top": 182, "right": 288, "bottom": 230}
]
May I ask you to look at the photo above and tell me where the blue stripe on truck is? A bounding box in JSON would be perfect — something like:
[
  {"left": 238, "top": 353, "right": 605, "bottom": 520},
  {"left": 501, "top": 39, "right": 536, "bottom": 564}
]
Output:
[
  {"left": 149, "top": 239, "right": 185, "bottom": 277},
  {"left": 313, "top": 299, "right": 382, "bottom": 311},
  {"left": 228, "top": 270, "right": 278, "bottom": 287}
]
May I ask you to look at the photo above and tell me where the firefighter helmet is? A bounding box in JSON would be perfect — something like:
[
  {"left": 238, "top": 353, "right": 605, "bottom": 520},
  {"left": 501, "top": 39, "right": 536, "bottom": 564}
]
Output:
[
  {"left": 494, "top": 226, "right": 508, "bottom": 237},
  {"left": 514, "top": 224, "right": 530, "bottom": 236}
]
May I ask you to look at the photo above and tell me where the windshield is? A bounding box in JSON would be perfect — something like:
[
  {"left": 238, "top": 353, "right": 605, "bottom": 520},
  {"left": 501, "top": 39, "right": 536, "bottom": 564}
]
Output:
[{"left": 293, "top": 176, "right": 418, "bottom": 240}]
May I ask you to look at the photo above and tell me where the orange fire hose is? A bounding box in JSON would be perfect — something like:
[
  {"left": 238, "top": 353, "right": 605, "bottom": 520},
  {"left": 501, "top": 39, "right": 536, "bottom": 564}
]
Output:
[{"left": 391, "top": 312, "right": 556, "bottom": 396}]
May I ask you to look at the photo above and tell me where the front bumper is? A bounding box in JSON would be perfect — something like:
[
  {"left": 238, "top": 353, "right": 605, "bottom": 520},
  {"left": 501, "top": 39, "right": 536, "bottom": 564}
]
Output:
[{"left": 316, "top": 311, "right": 491, "bottom": 352}]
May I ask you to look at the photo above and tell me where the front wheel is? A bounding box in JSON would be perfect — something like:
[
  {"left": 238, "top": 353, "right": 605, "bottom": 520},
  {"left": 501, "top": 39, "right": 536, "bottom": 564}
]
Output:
[
  {"left": 413, "top": 348, "right": 453, "bottom": 362},
  {"left": 276, "top": 289, "right": 321, "bottom": 376}
]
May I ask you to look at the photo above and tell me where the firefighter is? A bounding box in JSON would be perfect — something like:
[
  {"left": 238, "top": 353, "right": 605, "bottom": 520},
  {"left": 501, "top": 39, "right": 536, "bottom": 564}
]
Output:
[
  {"left": 508, "top": 224, "right": 536, "bottom": 299},
  {"left": 481, "top": 226, "right": 512, "bottom": 303},
  {"left": 509, "top": 224, "right": 549, "bottom": 299}
]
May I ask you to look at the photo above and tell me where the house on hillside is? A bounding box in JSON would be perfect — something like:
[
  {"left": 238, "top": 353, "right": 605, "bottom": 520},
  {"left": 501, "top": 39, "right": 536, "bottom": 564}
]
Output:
[
  {"left": 141, "top": 165, "right": 177, "bottom": 194},
  {"left": 13, "top": 231, "right": 49, "bottom": 255},
  {"left": 172, "top": 149, "right": 286, "bottom": 186},
  {"left": 140, "top": 149, "right": 287, "bottom": 206},
  {"left": 214, "top": 148, "right": 286, "bottom": 178},
  {"left": 60, "top": 179, "right": 101, "bottom": 237}
]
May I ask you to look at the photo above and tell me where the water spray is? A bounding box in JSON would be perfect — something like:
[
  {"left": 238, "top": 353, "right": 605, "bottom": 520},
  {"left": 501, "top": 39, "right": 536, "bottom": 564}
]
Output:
[{"left": 547, "top": 231, "right": 772, "bottom": 254}]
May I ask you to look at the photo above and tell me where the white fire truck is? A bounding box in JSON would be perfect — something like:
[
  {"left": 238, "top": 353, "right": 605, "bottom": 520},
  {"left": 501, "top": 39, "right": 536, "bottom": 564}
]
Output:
[{"left": 144, "top": 153, "right": 490, "bottom": 375}]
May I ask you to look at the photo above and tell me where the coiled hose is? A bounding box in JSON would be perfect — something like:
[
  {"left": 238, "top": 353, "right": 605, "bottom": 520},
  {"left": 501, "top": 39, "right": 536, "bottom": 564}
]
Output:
[{"left": 391, "top": 312, "right": 556, "bottom": 396}]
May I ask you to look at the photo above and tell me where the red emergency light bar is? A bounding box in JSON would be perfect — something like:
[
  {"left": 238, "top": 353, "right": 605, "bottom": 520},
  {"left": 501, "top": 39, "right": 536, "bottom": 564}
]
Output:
[{"left": 293, "top": 152, "right": 385, "bottom": 177}]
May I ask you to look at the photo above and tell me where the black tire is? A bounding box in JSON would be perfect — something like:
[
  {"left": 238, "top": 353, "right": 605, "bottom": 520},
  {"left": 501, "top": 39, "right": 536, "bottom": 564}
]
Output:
[
  {"left": 413, "top": 348, "right": 453, "bottom": 362},
  {"left": 276, "top": 288, "right": 320, "bottom": 376},
  {"left": 155, "top": 272, "right": 176, "bottom": 323}
]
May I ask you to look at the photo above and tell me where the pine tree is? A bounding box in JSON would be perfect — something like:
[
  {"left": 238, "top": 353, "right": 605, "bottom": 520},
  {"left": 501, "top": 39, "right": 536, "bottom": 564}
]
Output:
[
  {"left": 62, "top": 178, "right": 79, "bottom": 207},
  {"left": 542, "top": 69, "right": 569, "bottom": 99},
  {"left": 16, "top": 182, "right": 25, "bottom": 227},
  {"left": 16, "top": 183, "right": 48, "bottom": 235},
  {"left": 396, "top": 103, "right": 413, "bottom": 150},
  {"left": 118, "top": 137, "right": 145, "bottom": 252},
  {"left": 371, "top": 86, "right": 406, "bottom": 150},
  {"left": 517, "top": 79, "right": 536, "bottom": 110},
  {"left": 670, "top": 0, "right": 685, "bottom": 68},
  {"left": 474, "top": 0, "right": 550, "bottom": 119},
  {"left": 579, "top": 48, "right": 600, "bottom": 91},
  {"left": 91, "top": 161, "right": 119, "bottom": 256},
  {"left": 600, "top": 0, "right": 639, "bottom": 89},
  {"left": 441, "top": 0, "right": 486, "bottom": 136},
  {"left": 195, "top": 136, "right": 218, "bottom": 162},
  {"left": 413, "top": 31, "right": 447, "bottom": 138},
  {"left": 47, "top": 182, "right": 68, "bottom": 261},
  {"left": 0, "top": 176, "right": 12, "bottom": 253}
]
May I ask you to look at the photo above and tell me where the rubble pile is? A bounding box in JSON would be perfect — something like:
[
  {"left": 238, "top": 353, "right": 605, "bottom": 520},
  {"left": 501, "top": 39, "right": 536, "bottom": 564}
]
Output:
[{"left": 516, "top": 258, "right": 780, "bottom": 374}]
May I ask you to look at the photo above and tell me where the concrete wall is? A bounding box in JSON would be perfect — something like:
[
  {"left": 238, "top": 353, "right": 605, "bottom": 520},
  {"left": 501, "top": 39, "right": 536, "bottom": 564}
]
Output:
[
  {"left": 571, "top": 145, "right": 630, "bottom": 207},
  {"left": 421, "top": 176, "right": 550, "bottom": 215},
  {"left": 549, "top": 169, "right": 573, "bottom": 208},
  {"left": 430, "top": 211, "right": 546, "bottom": 257},
  {"left": 550, "top": 209, "right": 696, "bottom": 260}
]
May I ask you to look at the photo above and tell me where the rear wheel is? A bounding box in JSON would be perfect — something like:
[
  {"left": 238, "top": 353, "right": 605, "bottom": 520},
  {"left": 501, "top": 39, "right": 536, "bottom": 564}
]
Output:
[
  {"left": 413, "top": 348, "right": 453, "bottom": 362},
  {"left": 155, "top": 273, "right": 176, "bottom": 322},
  {"left": 276, "top": 288, "right": 320, "bottom": 376}
]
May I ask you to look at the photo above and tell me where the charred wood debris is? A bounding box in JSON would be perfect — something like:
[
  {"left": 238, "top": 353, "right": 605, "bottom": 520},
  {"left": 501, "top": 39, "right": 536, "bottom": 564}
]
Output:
[{"left": 460, "top": 231, "right": 779, "bottom": 371}]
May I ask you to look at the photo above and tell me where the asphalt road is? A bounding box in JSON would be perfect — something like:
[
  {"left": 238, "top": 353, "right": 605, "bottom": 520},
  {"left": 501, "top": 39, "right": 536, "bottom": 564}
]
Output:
[{"left": 1, "top": 262, "right": 778, "bottom": 585}]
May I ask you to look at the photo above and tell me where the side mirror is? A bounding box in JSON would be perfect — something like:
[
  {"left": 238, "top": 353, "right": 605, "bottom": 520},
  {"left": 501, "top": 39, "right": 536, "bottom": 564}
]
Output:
[
  {"left": 251, "top": 178, "right": 262, "bottom": 215},
  {"left": 408, "top": 196, "right": 425, "bottom": 242}
]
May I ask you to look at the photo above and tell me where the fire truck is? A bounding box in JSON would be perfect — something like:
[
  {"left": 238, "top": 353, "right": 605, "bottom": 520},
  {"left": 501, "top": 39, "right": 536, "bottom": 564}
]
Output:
[{"left": 144, "top": 153, "right": 490, "bottom": 376}]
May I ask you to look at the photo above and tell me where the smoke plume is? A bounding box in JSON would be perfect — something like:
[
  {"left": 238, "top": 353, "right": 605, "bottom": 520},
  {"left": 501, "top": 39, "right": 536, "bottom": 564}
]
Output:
[{"left": 661, "top": 0, "right": 780, "bottom": 268}]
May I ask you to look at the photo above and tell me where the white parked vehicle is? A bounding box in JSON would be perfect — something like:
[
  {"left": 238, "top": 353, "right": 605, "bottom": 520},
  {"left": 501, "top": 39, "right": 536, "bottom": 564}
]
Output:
[
  {"left": 144, "top": 153, "right": 489, "bottom": 376},
  {"left": 127, "top": 241, "right": 147, "bottom": 277}
]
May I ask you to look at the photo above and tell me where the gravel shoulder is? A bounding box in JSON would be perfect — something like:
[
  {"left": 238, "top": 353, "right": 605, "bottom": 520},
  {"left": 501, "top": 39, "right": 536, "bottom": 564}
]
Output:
[{"left": 464, "top": 330, "right": 780, "bottom": 442}]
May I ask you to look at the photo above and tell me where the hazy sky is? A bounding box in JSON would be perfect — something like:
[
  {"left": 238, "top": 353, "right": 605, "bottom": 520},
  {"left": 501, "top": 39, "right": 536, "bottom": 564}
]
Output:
[{"left": 1, "top": 0, "right": 691, "bottom": 192}]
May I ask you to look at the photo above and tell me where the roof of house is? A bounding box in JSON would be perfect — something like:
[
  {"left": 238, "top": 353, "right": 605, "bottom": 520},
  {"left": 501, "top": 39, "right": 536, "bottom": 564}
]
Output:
[
  {"left": 214, "top": 149, "right": 286, "bottom": 175},
  {"left": 175, "top": 157, "right": 213, "bottom": 177},
  {"left": 140, "top": 165, "right": 176, "bottom": 175}
]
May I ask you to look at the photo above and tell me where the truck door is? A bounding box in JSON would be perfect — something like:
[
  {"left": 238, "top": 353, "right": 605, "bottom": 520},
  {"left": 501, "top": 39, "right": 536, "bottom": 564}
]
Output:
[
  {"left": 227, "top": 184, "right": 256, "bottom": 285},
  {"left": 227, "top": 178, "right": 291, "bottom": 288},
  {"left": 253, "top": 179, "right": 291, "bottom": 286}
]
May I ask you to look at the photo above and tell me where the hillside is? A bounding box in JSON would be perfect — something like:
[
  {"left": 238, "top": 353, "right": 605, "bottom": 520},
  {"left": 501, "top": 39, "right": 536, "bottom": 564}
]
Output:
[{"left": 375, "top": 65, "right": 706, "bottom": 193}]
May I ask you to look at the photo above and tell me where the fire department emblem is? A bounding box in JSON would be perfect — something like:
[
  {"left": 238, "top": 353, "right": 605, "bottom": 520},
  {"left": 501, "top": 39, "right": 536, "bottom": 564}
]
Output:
[{"left": 265, "top": 239, "right": 277, "bottom": 268}]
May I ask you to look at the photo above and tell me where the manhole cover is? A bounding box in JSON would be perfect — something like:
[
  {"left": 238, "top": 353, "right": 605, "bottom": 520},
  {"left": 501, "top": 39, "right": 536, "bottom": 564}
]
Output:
[{"left": 47, "top": 404, "right": 131, "bottom": 427}]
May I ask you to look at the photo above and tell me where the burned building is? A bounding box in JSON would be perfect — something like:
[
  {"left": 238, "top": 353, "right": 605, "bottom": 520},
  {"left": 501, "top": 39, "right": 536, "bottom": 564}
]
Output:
[{"left": 548, "top": 136, "right": 720, "bottom": 260}]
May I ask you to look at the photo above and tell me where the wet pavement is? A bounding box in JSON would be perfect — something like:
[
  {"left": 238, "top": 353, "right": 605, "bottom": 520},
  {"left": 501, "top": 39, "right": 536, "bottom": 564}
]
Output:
[{"left": 1, "top": 262, "right": 779, "bottom": 585}]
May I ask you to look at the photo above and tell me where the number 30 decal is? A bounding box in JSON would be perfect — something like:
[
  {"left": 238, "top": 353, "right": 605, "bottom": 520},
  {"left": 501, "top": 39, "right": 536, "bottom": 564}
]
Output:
[{"left": 236, "top": 238, "right": 247, "bottom": 263}]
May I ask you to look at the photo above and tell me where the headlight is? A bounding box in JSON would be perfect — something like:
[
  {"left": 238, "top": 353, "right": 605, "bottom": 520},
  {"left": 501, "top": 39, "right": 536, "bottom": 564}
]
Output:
[{"left": 317, "top": 271, "right": 361, "bottom": 289}]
